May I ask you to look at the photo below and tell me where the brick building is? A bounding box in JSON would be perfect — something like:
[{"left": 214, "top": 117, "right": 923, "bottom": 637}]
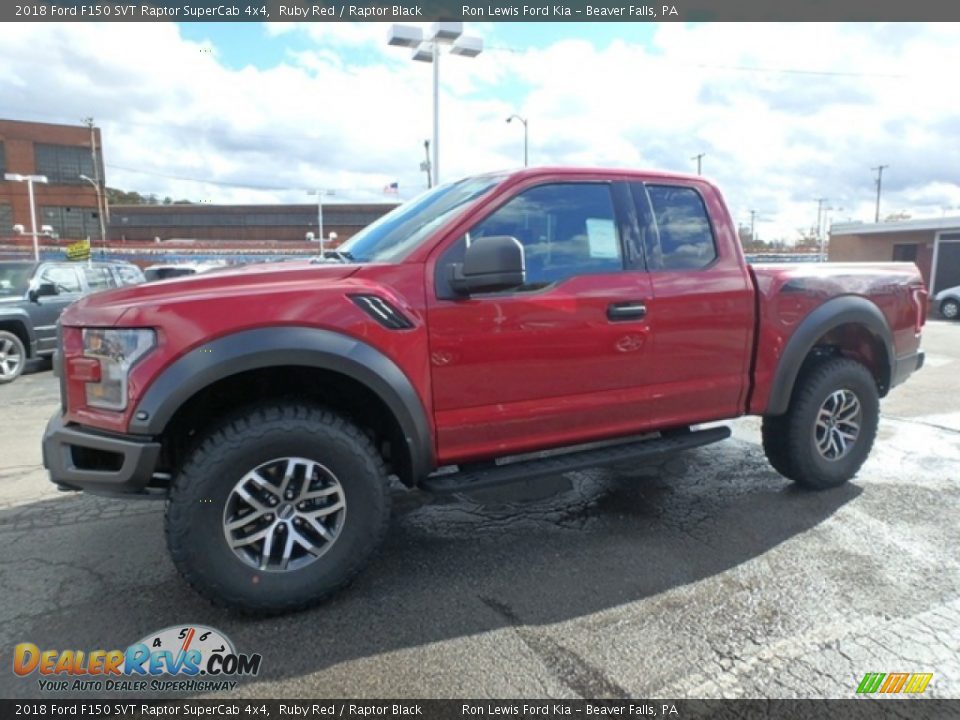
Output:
[
  {"left": 0, "top": 118, "right": 104, "bottom": 241},
  {"left": 829, "top": 217, "right": 960, "bottom": 296},
  {"left": 109, "top": 202, "right": 398, "bottom": 246},
  {"left": 1, "top": 117, "right": 399, "bottom": 251}
]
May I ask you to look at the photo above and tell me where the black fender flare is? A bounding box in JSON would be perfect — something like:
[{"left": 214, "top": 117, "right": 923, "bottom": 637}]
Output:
[
  {"left": 0, "top": 309, "right": 38, "bottom": 357},
  {"left": 130, "top": 327, "right": 434, "bottom": 483},
  {"left": 765, "top": 295, "right": 895, "bottom": 416}
]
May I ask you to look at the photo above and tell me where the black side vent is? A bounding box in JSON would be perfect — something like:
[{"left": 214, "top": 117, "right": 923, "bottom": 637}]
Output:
[{"left": 350, "top": 295, "right": 415, "bottom": 330}]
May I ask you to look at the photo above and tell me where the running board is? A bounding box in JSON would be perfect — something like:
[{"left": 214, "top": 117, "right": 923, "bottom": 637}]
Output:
[{"left": 421, "top": 426, "right": 731, "bottom": 494}]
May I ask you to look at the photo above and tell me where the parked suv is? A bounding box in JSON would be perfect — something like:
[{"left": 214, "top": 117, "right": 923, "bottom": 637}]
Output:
[{"left": 0, "top": 259, "right": 144, "bottom": 384}]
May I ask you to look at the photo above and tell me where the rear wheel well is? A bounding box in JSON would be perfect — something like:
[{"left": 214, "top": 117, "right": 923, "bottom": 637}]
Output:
[
  {"left": 154, "top": 366, "right": 412, "bottom": 487},
  {"left": 798, "top": 322, "right": 891, "bottom": 397},
  {"left": 0, "top": 320, "right": 31, "bottom": 357}
]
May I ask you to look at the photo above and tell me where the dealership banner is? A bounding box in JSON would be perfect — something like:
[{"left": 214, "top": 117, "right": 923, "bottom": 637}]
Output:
[
  {"left": 0, "top": 700, "right": 956, "bottom": 719},
  {"left": 6, "top": 0, "right": 960, "bottom": 22}
]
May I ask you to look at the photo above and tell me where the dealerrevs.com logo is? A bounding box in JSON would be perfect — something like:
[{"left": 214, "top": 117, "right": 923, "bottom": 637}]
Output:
[{"left": 13, "top": 625, "right": 262, "bottom": 693}]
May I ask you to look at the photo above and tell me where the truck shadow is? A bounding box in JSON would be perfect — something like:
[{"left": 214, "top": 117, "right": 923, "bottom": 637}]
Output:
[{"left": 0, "top": 438, "right": 861, "bottom": 697}]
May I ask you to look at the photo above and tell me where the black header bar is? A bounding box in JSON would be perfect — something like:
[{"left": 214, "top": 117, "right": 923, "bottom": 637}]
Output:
[
  {"left": 7, "top": 0, "right": 960, "bottom": 22},
  {"left": 0, "top": 699, "right": 956, "bottom": 719}
]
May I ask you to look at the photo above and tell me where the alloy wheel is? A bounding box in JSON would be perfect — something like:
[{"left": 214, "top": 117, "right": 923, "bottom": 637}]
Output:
[
  {"left": 814, "top": 389, "right": 862, "bottom": 461},
  {"left": 222, "top": 456, "right": 346, "bottom": 572},
  {"left": 0, "top": 337, "right": 23, "bottom": 380}
]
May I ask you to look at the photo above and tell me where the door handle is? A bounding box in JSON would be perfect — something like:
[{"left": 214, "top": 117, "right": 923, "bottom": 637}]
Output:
[{"left": 607, "top": 301, "right": 647, "bottom": 322}]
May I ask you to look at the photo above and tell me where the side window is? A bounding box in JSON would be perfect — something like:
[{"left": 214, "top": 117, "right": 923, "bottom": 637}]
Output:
[
  {"left": 646, "top": 185, "right": 717, "bottom": 270},
  {"left": 115, "top": 265, "right": 145, "bottom": 286},
  {"left": 82, "top": 265, "right": 115, "bottom": 291},
  {"left": 466, "top": 183, "right": 622, "bottom": 288},
  {"left": 39, "top": 265, "right": 82, "bottom": 293}
]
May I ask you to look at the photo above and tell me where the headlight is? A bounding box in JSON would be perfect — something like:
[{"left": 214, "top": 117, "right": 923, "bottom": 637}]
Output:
[{"left": 82, "top": 328, "right": 155, "bottom": 410}]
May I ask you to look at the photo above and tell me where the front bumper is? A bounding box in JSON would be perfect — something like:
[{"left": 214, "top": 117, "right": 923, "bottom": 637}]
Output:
[
  {"left": 891, "top": 349, "right": 925, "bottom": 390},
  {"left": 42, "top": 413, "right": 162, "bottom": 496}
]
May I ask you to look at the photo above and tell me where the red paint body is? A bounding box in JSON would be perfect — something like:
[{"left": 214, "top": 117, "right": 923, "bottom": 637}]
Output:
[{"left": 59, "top": 168, "right": 926, "bottom": 469}]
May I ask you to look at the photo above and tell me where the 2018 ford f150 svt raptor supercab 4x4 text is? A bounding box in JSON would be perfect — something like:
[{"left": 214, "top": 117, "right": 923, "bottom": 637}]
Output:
[{"left": 42, "top": 168, "right": 927, "bottom": 614}]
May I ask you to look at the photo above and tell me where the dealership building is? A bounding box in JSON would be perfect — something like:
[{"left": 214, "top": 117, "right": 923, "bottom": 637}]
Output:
[
  {"left": 829, "top": 217, "right": 960, "bottom": 296},
  {"left": 0, "top": 118, "right": 105, "bottom": 241}
]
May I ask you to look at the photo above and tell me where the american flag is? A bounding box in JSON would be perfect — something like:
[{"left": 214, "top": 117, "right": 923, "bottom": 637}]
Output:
[{"left": 383, "top": 182, "right": 399, "bottom": 194}]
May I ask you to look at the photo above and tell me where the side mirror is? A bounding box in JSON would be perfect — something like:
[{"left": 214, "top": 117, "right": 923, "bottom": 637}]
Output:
[
  {"left": 450, "top": 236, "right": 526, "bottom": 295},
  {"left": 29, "top": 282, "right": 59, "bottom": 302}
]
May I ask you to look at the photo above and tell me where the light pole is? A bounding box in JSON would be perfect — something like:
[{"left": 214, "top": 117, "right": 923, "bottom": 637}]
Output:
[
  {"left": 821, "top": 206, "right": 843, "bottom": 261},
  {"left": 388, "top": 22, "right": 484, "bottom": 187},
  {"left": 691, "top": 153, "right": 705, "bottom": 175},
  {"left": 4, "top": 173, "right": 48, "bottom": 261},
  {"left": 307, "top": 189, "right": 335, "bottom": 257},
  {"left": 506, "top": 114, "right": 528, "bottom": 167},
  {"left": 79, "top": 174, "right": 107, "bottom": 249}
]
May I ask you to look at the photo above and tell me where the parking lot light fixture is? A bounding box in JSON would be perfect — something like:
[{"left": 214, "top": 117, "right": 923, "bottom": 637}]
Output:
[
  {"left": 506, "top": 114, "right": 528, "bottom": 167},
  {"left": 307, "top": 189, "right": 335, "bottom": 257},
  {"left": 387, "top": 22, "right": 484, "bottom": 186},
  {"left": 4, "top": 173, "right": 49, "bottom": 261}
]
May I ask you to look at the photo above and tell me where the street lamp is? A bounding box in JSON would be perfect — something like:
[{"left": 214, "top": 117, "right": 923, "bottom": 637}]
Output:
[
  {"left": 820, "top": 206, "right": 843, "bottom": 261},
  {"left": 506, "top": 114, "right": 528, "bottom": 167},
  {"left": 79, "top": 173, "right": 107, "bottom": 249},
  {"left": 388, "top": 22, "right": 484, "bottom": 186},
  {"left": 306, "top": 189, "right": 335, "bottom": 257},
  {"left": 4, "top": 173, "right": 48, "bottom": 261}
]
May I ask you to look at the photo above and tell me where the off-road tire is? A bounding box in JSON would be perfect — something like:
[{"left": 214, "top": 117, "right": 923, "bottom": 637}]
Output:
[
  {"left": 0, "top": 330, "right": 26, "bottom": 384},
  {"left": 761, "top": 358, "right": 879, "bottom": 490},
  {"left": 165, "top": 404, "right": 390, "bottom": 615},
  {"left": 941, "top": 298, "right": 960, "bottom": 321}
]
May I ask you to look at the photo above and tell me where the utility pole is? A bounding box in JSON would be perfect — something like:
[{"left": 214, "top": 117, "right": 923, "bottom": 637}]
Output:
[
  {"left": 420, "top": 139, "right": 432, "bottom": 189},
  {"left": 83, "top": 118, "right": 107, "bottom": 253},
  {"left": 872, "top": 164, "right": 889, "bottom": 222},
  {"left": 815, "top": 198, "right": 827, "bottom": 241},
  {"left": 749, "top": 209, "right": 757, "bottom": 242},
  {"left": 691, "top": 153, "right": 705, "bottom": 175}
]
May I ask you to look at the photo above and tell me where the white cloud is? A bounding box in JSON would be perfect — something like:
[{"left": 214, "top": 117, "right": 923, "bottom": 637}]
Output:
[{"left": 1, "top": 22, "right": 958, "bottom": 239}]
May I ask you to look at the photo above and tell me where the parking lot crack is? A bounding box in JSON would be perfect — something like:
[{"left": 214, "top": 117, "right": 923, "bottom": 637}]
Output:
[{"left": 479, "top": 596, "right": 631, "bottom": 699}]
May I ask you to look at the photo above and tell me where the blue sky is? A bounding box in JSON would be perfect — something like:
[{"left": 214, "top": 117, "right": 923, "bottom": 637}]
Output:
[
  {"left": 179, "top": 23, "right": 661, "bottom": 71},
  {"left": 1, "top": 22, "right": 958, "bottom": 240}
]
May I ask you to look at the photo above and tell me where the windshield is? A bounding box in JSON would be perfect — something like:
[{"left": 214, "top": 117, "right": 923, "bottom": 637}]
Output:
[
  {"left": 0, "top": 263, "right": 33, "bottom": 297},
  {"left": 337, "top": 174, "right": 506, "bottom": 263}
]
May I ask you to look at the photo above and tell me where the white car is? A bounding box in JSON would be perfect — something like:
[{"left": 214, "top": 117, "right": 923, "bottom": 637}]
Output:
[
  {"left": 935, "top": 285, "right": 960, "bottom": 320},
  {"left": 143, "top": 262, "right": 227, "bottom": 282}
]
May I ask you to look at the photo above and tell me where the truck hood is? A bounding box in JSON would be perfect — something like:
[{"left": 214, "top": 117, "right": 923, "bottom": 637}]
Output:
[{"left": 61, "top": 261, "right": 361, "bottom": 327}]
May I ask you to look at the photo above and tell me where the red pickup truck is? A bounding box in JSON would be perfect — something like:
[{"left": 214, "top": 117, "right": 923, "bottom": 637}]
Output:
[{"left": 43, "top": 168, "right": 927, "bottom": 614}]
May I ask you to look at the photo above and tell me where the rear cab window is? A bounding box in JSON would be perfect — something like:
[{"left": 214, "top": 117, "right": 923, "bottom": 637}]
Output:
[{"left": 637, "top": 184, "right": 718, "bottom": 271}]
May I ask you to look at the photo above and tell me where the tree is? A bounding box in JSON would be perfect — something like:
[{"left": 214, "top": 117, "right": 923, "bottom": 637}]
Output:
[
  {"left": 105, "top": 187, "right": 194, "bottom": 206},
  {"left": 883, "top": 212, "right": 911, "bottom": 222}
]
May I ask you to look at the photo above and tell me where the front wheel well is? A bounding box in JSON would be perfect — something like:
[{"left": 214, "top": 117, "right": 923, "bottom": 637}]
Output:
[
  {"left": 0, "top": 320, "right": 31, "bottom": 357},
  {"left": 154, "top": 366, "right": 413, "bottom": 487}
]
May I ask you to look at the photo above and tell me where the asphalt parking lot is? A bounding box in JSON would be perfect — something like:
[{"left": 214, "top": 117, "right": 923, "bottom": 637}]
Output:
[{"left": 1, "top": 321, "right": 958, "bottom": 700}]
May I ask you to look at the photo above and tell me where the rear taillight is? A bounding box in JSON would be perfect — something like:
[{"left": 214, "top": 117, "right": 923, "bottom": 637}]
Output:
[{"left": 912, "top": 287, "right": 928, "bottom": 333}]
